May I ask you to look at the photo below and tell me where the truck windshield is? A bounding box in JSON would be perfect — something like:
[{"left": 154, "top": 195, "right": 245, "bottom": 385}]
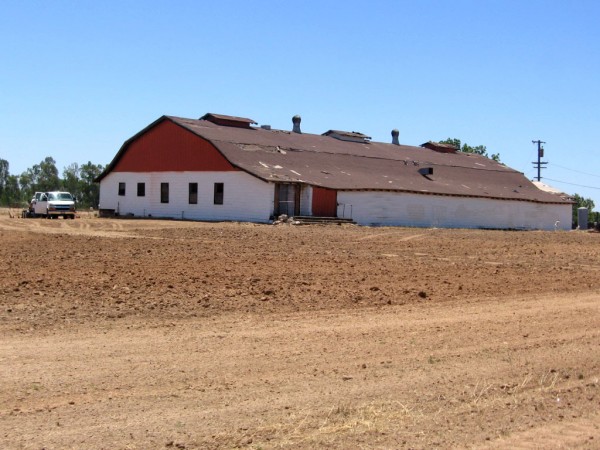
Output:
[{"left": 47, "top": 193, "right": 73, "bottom": 201}]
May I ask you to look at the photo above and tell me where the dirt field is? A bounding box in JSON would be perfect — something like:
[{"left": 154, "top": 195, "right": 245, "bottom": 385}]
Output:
[{"left": 1, "top": 211, "right": 599, "bottom": 449}]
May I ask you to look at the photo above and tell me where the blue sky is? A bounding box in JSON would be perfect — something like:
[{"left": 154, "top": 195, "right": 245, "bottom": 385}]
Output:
[{"left": 2, "top": 0, "right": 599, "bottom": 206}]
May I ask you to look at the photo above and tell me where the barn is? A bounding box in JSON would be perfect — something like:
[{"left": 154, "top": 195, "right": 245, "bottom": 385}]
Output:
[{"left": 96, "top": 113, "right": 572, "bottom": 230}]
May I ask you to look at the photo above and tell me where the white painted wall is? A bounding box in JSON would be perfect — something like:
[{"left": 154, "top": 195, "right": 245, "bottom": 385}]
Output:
[
  {"left": 99, "top": 171, "right": 274, "bottom": 222},
  {"left": 337, "top": 191, "right": 572, "bottom": 230},
  {"left": 99, "top": 175, "right": 571, "bottom": 230}
]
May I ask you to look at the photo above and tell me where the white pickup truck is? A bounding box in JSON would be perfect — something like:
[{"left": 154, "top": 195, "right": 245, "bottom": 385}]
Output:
[{"left": 31, "top": 191, "right": 76, "bottom": 219}]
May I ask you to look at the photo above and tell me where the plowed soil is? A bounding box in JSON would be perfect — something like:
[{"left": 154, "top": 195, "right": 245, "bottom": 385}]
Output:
[{"left": 1, "top": 212, "right": 599, "bottom": 449}]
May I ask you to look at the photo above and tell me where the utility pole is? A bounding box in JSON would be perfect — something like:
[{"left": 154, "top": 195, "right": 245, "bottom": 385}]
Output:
[{"left": 532, "top": 140, "right": 547, "bottom": 182}]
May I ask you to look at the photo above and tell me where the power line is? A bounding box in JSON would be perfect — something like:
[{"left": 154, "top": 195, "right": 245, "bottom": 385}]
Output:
[
  {"left": 543, "top": 177, "right": 600, "bottom": 190},
  {"left": 549, "top": 162, "right": 600, "bottom": 179}
]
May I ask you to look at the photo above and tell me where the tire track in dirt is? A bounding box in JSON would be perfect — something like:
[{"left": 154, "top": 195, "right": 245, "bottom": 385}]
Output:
[
  {"left": 0, "top": 217, "right": 136, "bottom": 238},
  {"left": 477, "top": 412, "right": 600, "bottom": 449},
  {"left": 357, "top": 232, "right": 429, "bottom": 243}
]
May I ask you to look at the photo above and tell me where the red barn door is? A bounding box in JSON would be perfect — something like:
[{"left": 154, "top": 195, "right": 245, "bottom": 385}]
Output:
[{"left": 312, "top": 187, "right": 337, "bottom": 217}]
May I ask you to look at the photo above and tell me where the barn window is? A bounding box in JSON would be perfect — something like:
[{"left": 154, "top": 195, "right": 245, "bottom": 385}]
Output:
[
  {"left": 189, "top": 183, "right": 198, "bottom": 204},
  {"left": 137, "top": 182, "right": 145, "bottom": 197},
  {"left": 161, "top": 183, "right": 169, "bottom": 203},
  {"left": 118, "top": 182, "right": 126, "bottom": 196},
  {"left": 214, "top": 183, "right": 224, "bottom": 205}
]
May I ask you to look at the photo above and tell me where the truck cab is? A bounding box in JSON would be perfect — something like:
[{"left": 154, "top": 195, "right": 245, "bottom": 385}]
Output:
[{"left": 33, "top": 191, "right": 76, "bottom": 219}]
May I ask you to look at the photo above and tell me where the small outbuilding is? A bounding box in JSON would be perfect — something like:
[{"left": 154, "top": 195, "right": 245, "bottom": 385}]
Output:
[{"left": 96, "top": 113, "right": 572, "bottom": 230}]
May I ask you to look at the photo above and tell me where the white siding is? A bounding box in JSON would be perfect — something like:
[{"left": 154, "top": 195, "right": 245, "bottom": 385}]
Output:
[
  {"left": 100, "top": 174, "right": 571, "bottom": 230},
  {"left": 99, "top": 171, "right": 274, "bottom": 223},
  {"left": 337, "top": 191, "right": 572, "bottom": 230}
]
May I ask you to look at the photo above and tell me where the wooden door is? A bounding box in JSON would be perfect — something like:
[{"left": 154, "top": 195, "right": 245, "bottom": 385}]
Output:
[{"left": 312, "top": 187, "right": 337, "bottom": 217}]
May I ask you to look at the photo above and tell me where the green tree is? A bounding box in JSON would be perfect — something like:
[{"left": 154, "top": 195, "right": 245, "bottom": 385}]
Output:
[
  {"left": 0, "top": 158, "right": 9, "bottom": 205},
  {"left": 440, "top": 138, "right": 501, "bottom": 162},
  {"left": 19, "top": 157, "right": 60, "bottom": 200},
  {"left": 19, "top": 166, "right": 39, "bottom": 202},
  {"left": 79, "top": 162, "right": 104, "bottom": 208},
  {"left": 571, "top": 193, "right": 595, "bottom": 228},
  {"left": 2, "top": 175, "right": 21, "bottom": 206},
  {"left": 62, "top": 163, "right": 81, "bottom": 200},
  {"left": 38, "top": 157, "right": 60, "bottom": 192},
  {"left": 17, "top": 158, "right": 104, "bottom": 208}
]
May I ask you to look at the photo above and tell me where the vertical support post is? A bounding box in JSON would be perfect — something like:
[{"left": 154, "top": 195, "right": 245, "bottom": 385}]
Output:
[{"left": 531, "top": 140, "right": 547, "bottom": 181}]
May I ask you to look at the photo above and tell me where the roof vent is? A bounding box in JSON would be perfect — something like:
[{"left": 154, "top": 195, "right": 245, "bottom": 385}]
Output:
[
  {"left": 200, "top": 113, "right": 257, "bottom": 129},
  {"left": 292, "top": 115, "right": 302, "bottom": 134},
  {"left": 391, "top": 129, "right": 400, "bottom": 145},
  {"left": 260, "top": 125, "right": 272, "bottom": 130},
  {"left": 322, "top": 130, "right": 372, "bottom": 144},
  {"left": 421, "top": 141, "right": 458, "bottom": 153}
]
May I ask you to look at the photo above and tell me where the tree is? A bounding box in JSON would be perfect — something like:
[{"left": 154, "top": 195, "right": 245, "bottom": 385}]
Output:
[
  {"left": 62, "top": 163, "right": 81, "bottom": 200},
  {"left": 38, "top": 157, "right": 60, "bottom": 192},
  {"left": 79, "top": 162, "right": 104, "bottom": 208},
  {"left": 571, "top": 193, "right": 595, "bottom": 228},
  {"left": 440, "top": 138, "right": 501, "bottom": 162},
  {"left": 1, "top": 157, "right": 104, "bottom": 208},
  {"left": 0, "top": 159, "right": 21, "bottom": 206},
  {"left": 19, "top": 166, "right": 39, "bottom": 202},
  {"left": 19, "top": 157, "right": 60, "bottom": 201},
  {"left": 2, "top": 175, "right": 21, "bottom": 206},
  {"left": 0, "top": 158, "right": 9, "bottom": 204}
]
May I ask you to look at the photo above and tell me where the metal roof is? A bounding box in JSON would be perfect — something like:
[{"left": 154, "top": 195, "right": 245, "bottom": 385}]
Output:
[
  {"left": 200, "top": 113, "right": 257, "bottom": 124},
  {"left": 97, "top": 115, "right": 572, "bottom": 205},
  {"left": 421, "top": 141, "right": 459, "bottom": 152},
  {"left": 322, "top": 130, "right": 372, "bottom": 140}
]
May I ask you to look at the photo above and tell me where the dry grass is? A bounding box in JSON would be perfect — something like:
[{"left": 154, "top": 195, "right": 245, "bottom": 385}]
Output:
[{"left": 242, "top": 400, "right": 423, "bottom": 448}]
